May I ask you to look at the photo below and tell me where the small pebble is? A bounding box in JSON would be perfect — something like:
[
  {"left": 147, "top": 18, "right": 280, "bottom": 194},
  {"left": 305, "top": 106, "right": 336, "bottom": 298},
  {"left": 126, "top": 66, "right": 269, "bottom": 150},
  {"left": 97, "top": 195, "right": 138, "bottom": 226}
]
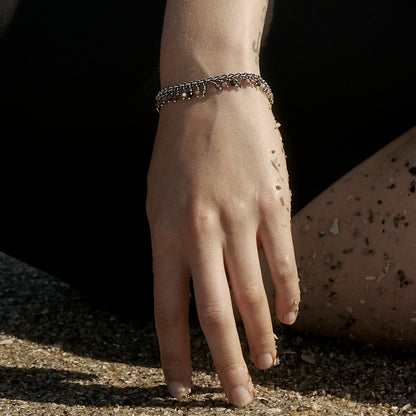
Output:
[
  {"left": 301, "top": 353, "right": 316, "bottom": 364},
  {"left": 365, "top": 276, "right": 377, "bottom": 281},
  {"left": 310, "top": 402, "right": 319, "bottom": 411},
  {"left": 271, "top": 158, "right": 280, "bottom": 172},
  {"left": 324, "top": 253, "right": 334, "bottom": 265},
  {"left": 329, "top": 218, "right": 339, "bottom": 235},
  {"left": 0, "top": 249, "right": 413, "bottom": 416}
]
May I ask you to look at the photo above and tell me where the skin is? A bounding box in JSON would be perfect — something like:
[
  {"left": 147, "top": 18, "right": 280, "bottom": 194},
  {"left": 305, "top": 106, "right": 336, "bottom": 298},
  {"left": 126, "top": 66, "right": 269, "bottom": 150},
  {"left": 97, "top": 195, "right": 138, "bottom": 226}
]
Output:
[
  {"left": 146, "top": 0, "right": 300, "bottom": 408},
  {"left": 261, "top": 126, "right": 416, "bottom": 349}
]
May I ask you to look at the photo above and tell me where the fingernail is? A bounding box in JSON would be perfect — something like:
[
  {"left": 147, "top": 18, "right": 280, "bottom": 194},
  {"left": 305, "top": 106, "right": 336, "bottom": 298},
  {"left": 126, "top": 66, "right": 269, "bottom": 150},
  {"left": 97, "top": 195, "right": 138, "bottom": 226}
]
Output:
[
  {"left": 282, "top": 310, "right": 298, "bottom": 325},
  {"left": 167, "top": 381, "right": 191, "bottom": 400},
  {"left": 257, "top": 353, "right": 274, "bottom": 369},
  {"left": 230, "top": 385, "right": 254, "bottom": 408}
]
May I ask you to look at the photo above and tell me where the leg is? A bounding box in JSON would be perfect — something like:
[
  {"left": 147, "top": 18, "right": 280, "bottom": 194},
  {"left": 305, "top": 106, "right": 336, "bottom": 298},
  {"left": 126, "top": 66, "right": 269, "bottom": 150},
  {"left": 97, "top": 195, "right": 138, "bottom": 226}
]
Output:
[{"left": 262, "top": 126, "right": 416, "bottom": 348}]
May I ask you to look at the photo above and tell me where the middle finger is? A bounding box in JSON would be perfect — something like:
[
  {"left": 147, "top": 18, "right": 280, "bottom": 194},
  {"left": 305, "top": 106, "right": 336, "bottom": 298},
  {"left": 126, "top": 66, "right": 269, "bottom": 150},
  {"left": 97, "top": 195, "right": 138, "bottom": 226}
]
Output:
[{"left": 190, "top": 243, "right": 255, "bottom": 408}]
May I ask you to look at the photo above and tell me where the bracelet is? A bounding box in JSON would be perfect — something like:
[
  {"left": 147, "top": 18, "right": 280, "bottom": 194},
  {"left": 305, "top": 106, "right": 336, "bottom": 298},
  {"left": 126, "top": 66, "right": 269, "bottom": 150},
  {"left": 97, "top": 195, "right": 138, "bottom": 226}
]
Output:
[{"left": 155, "top": 72, "right": 274, "bottom": 112}]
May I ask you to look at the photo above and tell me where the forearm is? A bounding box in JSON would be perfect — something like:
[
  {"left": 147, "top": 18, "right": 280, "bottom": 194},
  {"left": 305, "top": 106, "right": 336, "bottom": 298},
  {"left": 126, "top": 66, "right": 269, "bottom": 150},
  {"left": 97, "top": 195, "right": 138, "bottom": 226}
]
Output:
[{"left": 160, "top": 0, "right": 269, "bottom": 86}]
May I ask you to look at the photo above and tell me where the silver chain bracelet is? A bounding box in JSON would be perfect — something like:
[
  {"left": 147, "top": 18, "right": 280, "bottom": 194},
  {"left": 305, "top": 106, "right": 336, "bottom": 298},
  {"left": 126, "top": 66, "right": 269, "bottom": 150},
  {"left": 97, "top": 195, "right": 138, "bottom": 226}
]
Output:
[{"left": 155, "top": 72, "right": 274, "bottom": 112}]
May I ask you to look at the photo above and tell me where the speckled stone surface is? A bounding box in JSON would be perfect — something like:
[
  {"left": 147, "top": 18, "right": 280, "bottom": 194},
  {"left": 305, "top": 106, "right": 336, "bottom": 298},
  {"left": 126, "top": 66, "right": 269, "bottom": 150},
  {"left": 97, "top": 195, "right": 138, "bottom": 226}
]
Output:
[{"left": 0, "top": 251, "right": 415, "bottom": 415}]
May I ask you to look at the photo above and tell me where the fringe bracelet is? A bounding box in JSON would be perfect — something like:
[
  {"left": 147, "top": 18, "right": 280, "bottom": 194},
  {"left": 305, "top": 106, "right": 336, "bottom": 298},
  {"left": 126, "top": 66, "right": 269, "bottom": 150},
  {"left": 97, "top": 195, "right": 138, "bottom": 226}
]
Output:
[{"left": 155, "top": 72, "right": 274, "bottom": 112}]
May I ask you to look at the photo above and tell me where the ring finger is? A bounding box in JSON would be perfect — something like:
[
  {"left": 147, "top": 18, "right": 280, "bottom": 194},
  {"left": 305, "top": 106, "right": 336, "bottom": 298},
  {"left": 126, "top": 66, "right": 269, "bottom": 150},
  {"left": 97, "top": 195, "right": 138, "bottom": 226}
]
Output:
[{"left": 224, "top": 229, "right": 277, "bottom": 370}]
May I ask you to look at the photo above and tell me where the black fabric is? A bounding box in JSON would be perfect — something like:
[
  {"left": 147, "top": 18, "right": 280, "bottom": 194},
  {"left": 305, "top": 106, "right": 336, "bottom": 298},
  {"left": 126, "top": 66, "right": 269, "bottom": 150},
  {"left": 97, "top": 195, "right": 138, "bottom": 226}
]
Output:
[
  {"left": 0, "top": 0, "right": 163, "bottom": 318},
  {"left": 0, "top": 0, "right": 19, "bottom": 37},
  {"left": 0, "top": 1, "right": 415, "bottom": 318},
  {"left": 261, "top": 0, "right": 416, "bottom": 210}
]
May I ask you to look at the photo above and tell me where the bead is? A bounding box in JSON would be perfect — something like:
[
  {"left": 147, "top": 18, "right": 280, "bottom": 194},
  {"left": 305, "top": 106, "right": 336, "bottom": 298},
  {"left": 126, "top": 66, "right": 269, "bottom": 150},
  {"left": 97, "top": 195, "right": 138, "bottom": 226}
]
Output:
[{"left": 155, "top": 72, "right": 274, "bottom": 111}]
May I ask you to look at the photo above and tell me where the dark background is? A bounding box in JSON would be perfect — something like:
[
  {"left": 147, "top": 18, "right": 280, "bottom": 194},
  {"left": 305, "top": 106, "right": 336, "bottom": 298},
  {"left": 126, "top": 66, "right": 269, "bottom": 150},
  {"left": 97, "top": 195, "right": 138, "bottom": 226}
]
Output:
[{"left": 0, "top": 0, "right": 415, "bottom": 318}]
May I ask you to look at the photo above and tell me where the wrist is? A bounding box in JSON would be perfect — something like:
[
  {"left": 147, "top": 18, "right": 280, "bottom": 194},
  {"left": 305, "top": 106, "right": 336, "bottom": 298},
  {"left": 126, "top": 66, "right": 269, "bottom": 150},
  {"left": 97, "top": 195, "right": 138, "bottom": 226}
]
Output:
[
  {"left": 160, "top": 51, "right": 260, "bottom": 88},
  {"left": 160, "top": 0, "right": 267, "bottom": 87},
  {"left": 156, "top": 72, "right": 273, "bottom": 112}
]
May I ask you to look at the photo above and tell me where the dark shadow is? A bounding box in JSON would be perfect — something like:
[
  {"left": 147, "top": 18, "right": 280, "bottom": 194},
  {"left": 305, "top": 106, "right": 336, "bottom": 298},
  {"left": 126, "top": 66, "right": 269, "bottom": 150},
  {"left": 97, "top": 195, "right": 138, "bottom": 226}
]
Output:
[
  {"left": 0, "top": 252, "right": 160, "bottom": 367},
  {"left": 0, "top": 256, "right": 227, "bottom": 408},
  {"left": 0, "top": 366, "right": 228, "bottom": 408}
]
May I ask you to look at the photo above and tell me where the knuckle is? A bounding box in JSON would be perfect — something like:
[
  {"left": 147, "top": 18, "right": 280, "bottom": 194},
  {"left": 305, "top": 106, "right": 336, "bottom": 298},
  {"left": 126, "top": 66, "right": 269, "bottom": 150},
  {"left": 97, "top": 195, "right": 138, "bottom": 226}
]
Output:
[
  {"left": 260, "top": 191, "right": 291, "bottom": 220},
  {"left": 233, "top": 285, "right": 265, "bottom": 310},
  {"left": 273, "top": 255, "right": 298, "bottom": 282},
  {"left": 221, "top": 198, "right": 251, "bottom": 224},
  {"left": 257, "top": 332, "right": 276, "bottom": 349},
  {"left": 218, "top": 360, "right": 247, "bottom": 379},
  {"left": 197, "top": 302, "right": 227, "bottom": 330},
  {"left": 187, "top": 202, "right": 217, "bottom": 237},
  {"left": 276, "top": 287, "right": 301, "bottom": 312},
  {"left": 277, "top": 292, "right": 301, "bottom": 308},
  {"left": 216, "top": 360, "right": 251, "bottom": 392}
]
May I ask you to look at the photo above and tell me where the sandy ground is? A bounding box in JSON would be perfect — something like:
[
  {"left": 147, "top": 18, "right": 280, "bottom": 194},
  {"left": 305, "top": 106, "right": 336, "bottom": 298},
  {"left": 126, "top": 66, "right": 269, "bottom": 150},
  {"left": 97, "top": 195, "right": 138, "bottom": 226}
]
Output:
[{"left": 0, "top": 251, "right": 415, "bottom": 415}]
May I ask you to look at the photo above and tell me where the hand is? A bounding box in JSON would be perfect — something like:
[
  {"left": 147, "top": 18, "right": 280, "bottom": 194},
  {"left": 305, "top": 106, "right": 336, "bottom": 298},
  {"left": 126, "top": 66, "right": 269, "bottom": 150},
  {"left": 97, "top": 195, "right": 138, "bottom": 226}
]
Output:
[{"left": 146, "top": 87, "right": 300, "bottom": 407}]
